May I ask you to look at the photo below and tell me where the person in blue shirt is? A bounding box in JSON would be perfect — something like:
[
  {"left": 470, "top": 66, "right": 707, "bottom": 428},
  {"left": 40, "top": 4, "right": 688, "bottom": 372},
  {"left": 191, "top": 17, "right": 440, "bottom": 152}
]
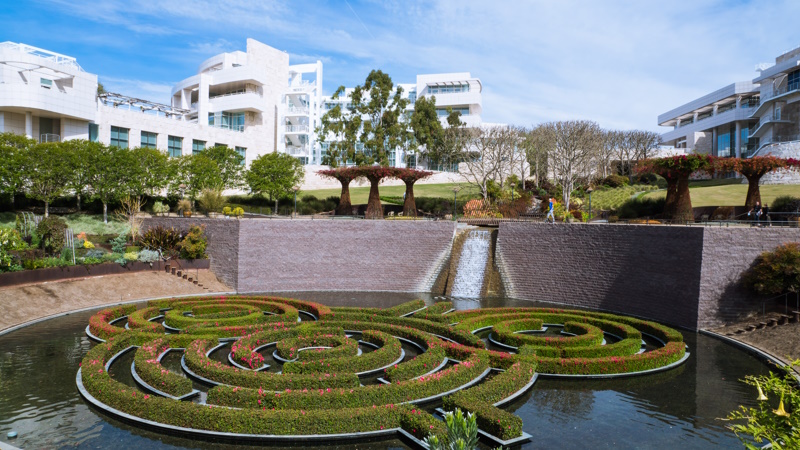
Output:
[{"left": 546, "top": 198, "right": 555, "bottom": 223}]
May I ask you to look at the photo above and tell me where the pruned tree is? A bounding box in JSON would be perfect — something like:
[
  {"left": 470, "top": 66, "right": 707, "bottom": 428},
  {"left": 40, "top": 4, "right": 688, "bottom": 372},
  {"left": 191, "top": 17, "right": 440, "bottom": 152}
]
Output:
[
  {"left": 24, "top": 142, "right": 71, "bottom": 217},
  {"left": 537, "top": 120, "right": 602, "bottom": 208},
  {"left": 62, "top": 139, "right": 103, "bottom": 211},
  {"left": 716, "top": 156, "right": 796, "bottom": 208},
  {"left": 317, "top": 167, "right": 361, "bottom": 215},
  {"left": 89, "top": 144, "right": 125, "bottom": 223},
  {"left": 395, "top": 168, "right": 433, "bottom": 217},
  {"left": 353, "top": 166, "right": 399, "bottom": 219},
  {"left": 202, "top": 144, "right": 245, "bottom": 190},
  {"left": 0, "top": 132, "right": 34, "bottom": 207},
  {"left": 246, "top": 152, "right": 305, "bottom": 214},
  {"left": 461, "top": 125, "right": 516, "bottom": 200},
  {"left": 122, "top": 147, "right": 173, "bottom": 208},
  {"left": 637, "top": 154, "right": 713, "bottom": 220}
]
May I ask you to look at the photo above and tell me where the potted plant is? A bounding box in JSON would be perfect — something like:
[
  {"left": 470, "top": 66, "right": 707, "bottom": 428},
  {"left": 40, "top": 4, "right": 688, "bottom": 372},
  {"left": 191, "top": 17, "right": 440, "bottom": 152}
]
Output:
[{"left": 178, "top": 199, "right": 192, "bottom": 217}]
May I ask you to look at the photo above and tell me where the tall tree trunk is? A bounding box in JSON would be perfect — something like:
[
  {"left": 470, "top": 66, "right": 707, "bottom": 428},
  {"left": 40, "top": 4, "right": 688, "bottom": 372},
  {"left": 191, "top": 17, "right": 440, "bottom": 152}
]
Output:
[
  {"left": 76, "top": 192, "right": 81, "bottom": 212},
  {"left": 274, "top": 198, "right": 279, "bottom": 216},
  {"left": 402, "top": 180, "right": 417, "bottom": 217},
  {"left": 103, "top": 202, "right": 108, "bottom": 224},
  {"left": 662, "top": 178, "right": 678, "bottom": 219},
  {"left": 365, "top": 175, "right": 383, "bottom": 220},
  {"left": 664, "top": 176, "right": 693, "bottom": 221},
  {"left": 10, "top": 192, "right": 14, "bottom": 208},
  {"left": 744, "top": 174, "right": 762, "bottom": 209},
  {"left": 44, "top": 200, "right": 49, "bottom": 218},
  {"left": 336, "top": 179, "right": 353, "bottom": 216}
]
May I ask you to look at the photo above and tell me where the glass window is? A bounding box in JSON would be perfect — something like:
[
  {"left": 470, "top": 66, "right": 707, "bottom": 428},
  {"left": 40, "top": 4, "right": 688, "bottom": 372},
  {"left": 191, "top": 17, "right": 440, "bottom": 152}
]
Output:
[
  {"left": 141, "top": 131, "right": 157, "bottom": 149},
  {"left": 110, "top": 126, "right": 129, "bottom": 149},
  {"left": 436, "top": 107, "right": 469, "bottom": 118},
  {"left": 40, "top": 78, "right": 52, "bottom": 89},
  {"left": 168, "top": 136, "right": 182, "bottom": 157},
  {"left": 428, "top": 84, "right": 469, "bottom": 94},
  {"left": 192, "top": 140, "right": 205, "bottom": 154},
  {"left": 788, "top": 69, "right": 800, "bottom": 92},
  {"left": 208, "top": 112, "right": 245, "bottom": 132},
  {"left": 235, "top": 146, "right": 246, "bottom": 165},
  {"left": 388, "top": 150, "right": 396, "bottom": 167},
  {"left": 717, "top": 126, "right": 732, "bottom": 158},
  {"left": 88, "top": 123, "right": 99, "bottom": 142}
]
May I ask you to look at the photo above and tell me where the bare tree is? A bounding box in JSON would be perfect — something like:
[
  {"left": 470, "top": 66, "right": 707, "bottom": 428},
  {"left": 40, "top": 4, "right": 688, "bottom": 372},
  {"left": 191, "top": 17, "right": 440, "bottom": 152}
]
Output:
[
  {"left": 597, "top": 130, "right": 621, "bottom": 179},
  {"left": 538, "top": 120, "right": 601, "bottom": 208},
  {"left": 520, "top": 126, "right": 549, "bottom": 188},
  {"left": 628, "top": 129, "right": 661, "bottom": 165},
  {"left": 461, "top": 126, "right": 517, "bottom": 199},
  {"left": 614, "top": 131, "right": 637, "bottom": 178}
]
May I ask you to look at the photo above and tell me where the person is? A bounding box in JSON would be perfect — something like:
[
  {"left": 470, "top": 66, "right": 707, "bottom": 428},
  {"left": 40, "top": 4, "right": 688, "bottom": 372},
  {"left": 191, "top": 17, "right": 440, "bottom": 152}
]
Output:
[
  {"left": 546, "top": 197, "right": 555, "bottom": 223},
  {"left": 762, "top": 204, "right": 770, "bottom": 227},
  {"left": 748, "top": 201, "right": 762, "bottom": 226}
]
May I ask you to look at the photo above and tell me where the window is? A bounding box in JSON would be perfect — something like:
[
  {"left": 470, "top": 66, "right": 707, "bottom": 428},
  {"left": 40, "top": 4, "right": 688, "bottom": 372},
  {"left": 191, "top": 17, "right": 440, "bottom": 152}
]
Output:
[
  {"left": 716, "top": 125, "right": 734, "bottom": 158},
  {"left": 168, "top": 136, "right": 182, "bottom": 158},
  {"left": 110, "top": 126, "right": 129, "bottom": 149},
  {"left": 88, "top": 123, "right": 99, "bottom": 142},
  {"left": 406, "top": 153, "right": 417, "bottom": 168},
  {"left": 788, "top": 69, "right": 800, "bottom": 92},
  {"left": 235, "top": 146, "right": 246, "bottom": 165},
  {"left": 436, "top": 107, "right": 469, "bottom": 118},
  {"left": 40, "top": 78, "right": 52, "bottom": 89},
  {"left": 208, "top": 112, "right": 245, "bottom": 132},
  {"left": 428, "top": 84, "right": 469, "bottom": 94},
  {"left": 409, "top": 90, "right": 417, "bottom": 103},
  {"left": 141, "top": 131, "right": 157, "bottom": 149},
  {"left": 192, "top": 140, "right": 206, "bottom": 154},
  {"left": 388, "top": 150, "right": 396, "bottom": 167}
]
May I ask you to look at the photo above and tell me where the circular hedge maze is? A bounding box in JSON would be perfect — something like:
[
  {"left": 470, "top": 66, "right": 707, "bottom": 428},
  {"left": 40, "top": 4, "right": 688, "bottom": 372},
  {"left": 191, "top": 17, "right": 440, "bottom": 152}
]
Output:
[{"left": 78, "top": 296, "right": 689, "bottom": 447}]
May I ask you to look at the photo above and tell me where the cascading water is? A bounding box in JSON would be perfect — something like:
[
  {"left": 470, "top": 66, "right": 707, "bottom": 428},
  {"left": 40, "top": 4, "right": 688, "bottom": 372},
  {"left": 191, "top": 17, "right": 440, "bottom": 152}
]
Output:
[{"left": 450, "top": 230, "right": 491, "bottom": 298}]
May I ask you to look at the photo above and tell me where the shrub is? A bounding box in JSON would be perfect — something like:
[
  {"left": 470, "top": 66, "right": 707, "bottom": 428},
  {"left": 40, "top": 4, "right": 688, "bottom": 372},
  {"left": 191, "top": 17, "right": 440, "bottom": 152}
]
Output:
[
  {"left": 232, "top": 207, "right": 244, "bottom": 218},
  {"left": 178, "top": 225, "right": 207, "bottom": 259},
  {"left": 222, "top": 206, "right": 232, "bottom": 216},
  {"left": 424, "top": 408, "right": 479, "bottom": 450},
  {"left": 771, "top": 195, "right": 800, "bottom": 213},
  {"left": 36, "top": 216, "right": 68, "bottom": 255},
  {"left": 711, "top": 206, "right": 734, "bottom": 220},
  {"left": 137, "top": 249, "right": 160, "bottom": 263},
  {"left": 177, "top": 199, "right": 192, "bottom": 213},
  {"left": 123, "top": 251, "right": 139, "bottom": 261},
  {"left": 198, "top": 189, "right": 226, "bottom": 214},
  {"left": 602, "top": 174, "right": 630, "bottom": 188},
  {"left": 110, "top": 233, "right": 128, "bottom": 254},
  {"left": 0, "top": 228, "right": 27, "bottom": 272},
  {"left": 152, "top": 201, "right": 170, "bottom": 215},
  {"left": 742, "top": 243, "right": 800, "bottom": 296},
  {"left": 617, "top": 196, "right": 665, "bottom": 219},
  {"left": 139, "top": 226, "right": 181, "bottom": 253}
]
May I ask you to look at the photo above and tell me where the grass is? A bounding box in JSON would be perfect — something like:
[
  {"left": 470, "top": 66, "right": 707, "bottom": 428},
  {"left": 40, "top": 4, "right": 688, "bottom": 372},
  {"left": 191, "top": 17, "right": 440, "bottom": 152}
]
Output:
[
  {"left": 0, "top": 212, "right": 129, "bottom": 235},
  {"left": 587, "top": 184, "right": 659, "bottom": 211},
  {"left": 299, "top": 182, "right": 482, "bottom": 204},
  {"left": 642, "top": 183, "right": 800, "bottom": 207}
]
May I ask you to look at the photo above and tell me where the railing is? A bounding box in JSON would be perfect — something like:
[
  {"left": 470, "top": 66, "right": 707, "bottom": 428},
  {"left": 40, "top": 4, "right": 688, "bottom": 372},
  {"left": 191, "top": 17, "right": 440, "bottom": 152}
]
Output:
[
  {"left": 210, "top": 123, "right": 244, "bottom": 132},
  {"left": 678, "top": 120, "right": 694, "bottom": 128},
  {"left": 284, "top": 125, "right": 309, "bottom": 133},
  {"left": 40, "top": 133, "right": 60, "bottom": 143},
  {"left": 286, "top": 107, "right": 309, "bottom": 115},
  {"left": 285, "top": 146, "right": 308, "bottom": 156},
  {"left": 761, "top": 82, "right": 800, "bottom": 103},
  {"left": 209, "top": 89, "right": 262, "bottom": 99}
]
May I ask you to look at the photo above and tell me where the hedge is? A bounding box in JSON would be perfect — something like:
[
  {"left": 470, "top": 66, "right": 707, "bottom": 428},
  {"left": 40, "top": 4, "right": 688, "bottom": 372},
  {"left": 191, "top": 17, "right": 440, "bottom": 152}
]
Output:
[
  {"left": 88, "top": 304, "right": 137, "bottom": 340},
  {"left": 283, "top": 330, "right": 402, "bottom": 375},
  {"left": 133, "top": 337, "right": 193, "bottom": 396},
  {"left": 126, "top": 306, "right": 162, "bottom": 333}
]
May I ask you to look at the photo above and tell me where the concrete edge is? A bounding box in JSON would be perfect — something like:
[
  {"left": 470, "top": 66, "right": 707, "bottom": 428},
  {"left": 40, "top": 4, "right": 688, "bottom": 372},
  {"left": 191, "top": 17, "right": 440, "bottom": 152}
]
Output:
[{"left": 700, "top": 329, "right": 800, "bottom": 385}]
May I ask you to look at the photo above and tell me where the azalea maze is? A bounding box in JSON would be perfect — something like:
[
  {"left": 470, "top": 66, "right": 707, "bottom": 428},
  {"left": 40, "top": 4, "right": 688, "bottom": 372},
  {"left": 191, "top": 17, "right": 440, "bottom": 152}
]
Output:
[{"left": 78, "top": 296, "right": 689, "bottom": 446}]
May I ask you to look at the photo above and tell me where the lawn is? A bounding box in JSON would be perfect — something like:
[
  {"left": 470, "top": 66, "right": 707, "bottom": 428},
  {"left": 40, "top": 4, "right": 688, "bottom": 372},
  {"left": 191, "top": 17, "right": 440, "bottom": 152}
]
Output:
[
  {"left": 299, "top": 182, "right": 482, "bottom": 204},
  {"left": 642, "top": 182, "right": 800, "bottom": 207},
  {"left": 0, "top": 212, "right": 129, "bottom": 235},
  {"left": 587, "top": 184, "right": 659, "bottom": 211}
]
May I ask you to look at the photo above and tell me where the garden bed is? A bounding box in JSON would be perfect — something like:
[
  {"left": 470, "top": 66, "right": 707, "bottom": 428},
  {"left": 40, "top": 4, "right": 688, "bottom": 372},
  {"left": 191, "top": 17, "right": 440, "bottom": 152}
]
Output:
[{"left": 0, "top": 259, "right": 209, "bottom": 288}]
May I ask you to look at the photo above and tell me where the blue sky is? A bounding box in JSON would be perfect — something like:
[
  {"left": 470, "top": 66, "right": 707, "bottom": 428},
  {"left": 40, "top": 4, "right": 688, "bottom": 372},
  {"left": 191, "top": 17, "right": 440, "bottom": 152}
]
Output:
[{"left": 3, "top": 0, "right": 800, "bottom": 132}]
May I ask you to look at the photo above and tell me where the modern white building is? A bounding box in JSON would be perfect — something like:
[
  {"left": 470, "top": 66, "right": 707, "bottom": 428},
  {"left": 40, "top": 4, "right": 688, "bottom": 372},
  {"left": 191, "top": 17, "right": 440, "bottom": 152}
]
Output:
[{"left": 658, "top": 46, "right": 800, "bottom": 160}]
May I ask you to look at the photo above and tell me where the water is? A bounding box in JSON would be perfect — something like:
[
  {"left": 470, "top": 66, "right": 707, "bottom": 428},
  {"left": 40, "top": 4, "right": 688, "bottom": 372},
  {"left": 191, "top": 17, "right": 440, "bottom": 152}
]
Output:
[
  {"left": 0, "top": 292, "right": 772, "bottom": 449},
  {"left": 451, "top": 230, "right": 491, "bottom": 298}
]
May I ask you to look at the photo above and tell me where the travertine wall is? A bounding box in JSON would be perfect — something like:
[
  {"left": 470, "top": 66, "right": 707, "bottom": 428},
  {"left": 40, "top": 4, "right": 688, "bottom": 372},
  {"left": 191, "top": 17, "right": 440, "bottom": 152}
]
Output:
[
  {"left": 496, "top": 222, "right": 800, "bottom": 330},
  {"left": 142, "top": 218, "right": 455, "bottom": 293}
]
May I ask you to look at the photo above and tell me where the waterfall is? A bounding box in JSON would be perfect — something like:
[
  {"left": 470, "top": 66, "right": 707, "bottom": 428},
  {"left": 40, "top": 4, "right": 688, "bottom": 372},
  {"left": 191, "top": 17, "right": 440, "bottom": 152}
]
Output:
[{"left": 450, "top": 230, "right": 491, "bottom": 298}]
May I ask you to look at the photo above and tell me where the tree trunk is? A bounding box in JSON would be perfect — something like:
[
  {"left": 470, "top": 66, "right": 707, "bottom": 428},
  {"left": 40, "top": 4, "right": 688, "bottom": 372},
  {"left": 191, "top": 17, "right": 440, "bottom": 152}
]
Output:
[
  {"left": 10, "top": 192, "right": 14, "bottom": 207},
  {"left": 402, "top": 180, "right": 417, "bottom": 217},
  {"left": 103, "top": 202, "right": 108, "bottom": 224},
  {"left": 76, "top": 192, "right": 82, "bottom": 211},
  {"left": 744, "top": 174, "right": 762, "bottom": 209},
  {"left": 274, "top": 198, "right": 279, "bottom": 216},
  {"left": 44, "top": 200, "right": 49, "bottom": 218},
  {"left": 662, "top": 178, "right": 678, "bottom": 219},
  {"left": 365, "top": 175, "right": 383, "bottom": 220},
  {"left": 664, "top": 176, "right": 693, "bottom": 221},
  {"left": 336, "top": 179, "right": 353, "bottom": 216}
]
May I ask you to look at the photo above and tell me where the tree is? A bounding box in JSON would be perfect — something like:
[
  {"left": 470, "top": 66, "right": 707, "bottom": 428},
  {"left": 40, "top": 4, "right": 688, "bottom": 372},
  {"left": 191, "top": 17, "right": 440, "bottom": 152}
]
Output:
[
  {"left": 637, "top": 154, "right": 713, "bottom": 220},
  {"left": 716, "top": 157, "right": 794, "bottom": 208},
  {"left": 317, "top": 167, "right": 361, "bottom": 215},
  {"left": 24, "top": 142, "right": 71, "bottom": 217},
  {"left": 122, "top": 147, "right": 173, "bottom": 206},
  {"left": 597, "top": 130, "right": 621, "bottom": 179},
  {"left": 246, "top": 153, "right": 305, "bottom": 214},
  {"left": 0, "top": 132, "right": 33, "bottom": 207},
  {"left": 520, "top": 126, "right": 549, "bottom": 188},
  {"left": 202, "top": 144, "right": 244, "bottom": 190},
  {"left": 395, "top": 168, "right": 433, "bottom": 217},
  {"left": 62, "top": 139, "right": 102, "bottom": 211},
  {"left": 355, "top": 70, "right": 409, "bottom": 166},
  {"left": 316, "top": 86, "right": 362, "bottom": 168},
  {"left": 353, "top": 166, "right": 398, "bottom": 219},
  {"left": 423, "top": 109, "right": 470, "bottom": 171},
  {"left": 88, "top": 144, "right": 125, "bottom": 223},
  {"left": 174, "top": 154, "right": 222, "bottom": 203},
  {"left": 628, "top": 130, "right": 661, "bottom": 163},
  {"left": 461, "top": 125, "right": 516, "bottom": 199},
  {"left": 742, "top": 242, "right": 800, "bottom": 296},
  {"left": 537, "top": 120, "right": 602, "bottom": 208},
  {"left": 409, "top": 95, "right": 442, "bottom": 167}
]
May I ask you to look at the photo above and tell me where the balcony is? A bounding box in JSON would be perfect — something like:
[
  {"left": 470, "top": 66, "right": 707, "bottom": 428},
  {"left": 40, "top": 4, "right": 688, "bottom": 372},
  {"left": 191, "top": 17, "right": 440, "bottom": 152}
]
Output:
[
  {"left": 285, "top": 106, "right": 309, "bottom": 115},
  {"left": 40, "top": 133, "right": 60, "bottom": 143},
  {"left": 289, "top": 80, "right": 315, "bottom": 93},
  {"left": 285, "top": 145, "right": 309, "bottom": 156},
  {"left": 284, "top": 125, "right": 309, "bottom": 133},
  {"left": 751, "top": 112, "right": 793, "bottom": 138}
]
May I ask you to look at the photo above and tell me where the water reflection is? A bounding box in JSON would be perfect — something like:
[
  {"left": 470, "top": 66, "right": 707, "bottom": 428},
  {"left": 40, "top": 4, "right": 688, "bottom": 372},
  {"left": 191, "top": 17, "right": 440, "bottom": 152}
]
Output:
[{"left": 0, "top": 294, "right": 774, "bottom": 449}]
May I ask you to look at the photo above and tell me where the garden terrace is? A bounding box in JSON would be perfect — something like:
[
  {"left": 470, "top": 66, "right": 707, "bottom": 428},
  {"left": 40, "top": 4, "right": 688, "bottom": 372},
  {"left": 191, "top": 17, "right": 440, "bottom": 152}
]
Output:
[{"left": 77, "top": 295, "right": 689, "bottom": 447}]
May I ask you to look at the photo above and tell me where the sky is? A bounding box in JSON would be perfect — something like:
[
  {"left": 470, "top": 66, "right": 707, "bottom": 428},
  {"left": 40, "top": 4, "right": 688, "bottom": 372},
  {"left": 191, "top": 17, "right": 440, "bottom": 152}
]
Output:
[{"left": 2, "top": 0, "right": 800, "bottom": 132}]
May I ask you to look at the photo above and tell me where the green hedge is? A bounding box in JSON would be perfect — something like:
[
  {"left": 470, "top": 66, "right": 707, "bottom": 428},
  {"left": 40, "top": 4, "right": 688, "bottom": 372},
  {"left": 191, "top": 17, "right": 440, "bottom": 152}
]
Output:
[
  {"left": 126, "top": 306, "right": 162, "bottom": 333},
  {"left": 88, "top": 304, "right": 137, "bottom": 340},
  {"left": 134, "top": 337, "right": 193, "bottom": 396},
  {"left": 283, "top": 330, "right": 402, "bottom": 375}
]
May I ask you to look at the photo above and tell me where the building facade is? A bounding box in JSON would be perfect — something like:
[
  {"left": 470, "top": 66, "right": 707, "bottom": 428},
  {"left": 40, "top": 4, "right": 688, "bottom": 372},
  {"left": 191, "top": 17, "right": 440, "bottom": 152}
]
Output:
[{"left": 658, "top": 46, "right": 800, "bottom": 160}]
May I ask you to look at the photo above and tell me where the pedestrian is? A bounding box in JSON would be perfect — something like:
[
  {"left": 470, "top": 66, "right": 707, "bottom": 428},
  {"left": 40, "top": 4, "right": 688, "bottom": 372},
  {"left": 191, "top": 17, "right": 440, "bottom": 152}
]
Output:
[
  {"left": 748, "top": 201, "right": 762, "bottom": 226},
  {"left": 762, "top": 204, "right": 770, "bottom": 227},
  {"left": 546, "top": 197, "right": 555, "bottom": 223}
]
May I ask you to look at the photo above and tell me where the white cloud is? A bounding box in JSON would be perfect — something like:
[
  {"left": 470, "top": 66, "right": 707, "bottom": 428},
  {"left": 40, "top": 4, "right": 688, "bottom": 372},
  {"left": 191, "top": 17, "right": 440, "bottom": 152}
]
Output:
[{"left": 100, "top": 76, "right": 173, "bottom": 103}]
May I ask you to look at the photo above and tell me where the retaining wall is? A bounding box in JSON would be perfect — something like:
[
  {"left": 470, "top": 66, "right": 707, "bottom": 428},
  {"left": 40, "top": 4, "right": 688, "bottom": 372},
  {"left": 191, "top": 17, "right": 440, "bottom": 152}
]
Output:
[
  {"left": 496, "top": 222, "right": 800, "bottom": 330},
  {"left": 142, "top": 218, "right": 456, "bottom": 293}
]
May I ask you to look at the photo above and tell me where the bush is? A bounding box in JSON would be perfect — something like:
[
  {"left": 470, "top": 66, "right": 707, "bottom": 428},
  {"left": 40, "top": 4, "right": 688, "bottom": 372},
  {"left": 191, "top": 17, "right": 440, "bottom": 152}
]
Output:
[
  {"left": 636, "top": 173, "right": 667, "bottom": 188},
  {"left": 602, "top": 174, "right": 630, "bottom": 188},
  {"left": 198, "top": 189, "right": 226, "bottom": 214},
  {"left": 110, "top": 233, "right": 128, "bottom": 254},
  {"left": 617, "top": 196, "right": 666, "bottom": 219},
  {"left": 711, "top": 206, "right": 734, "bottom": 220},
  {"left": 152, "top": 201, "right": 170, "bottom": 215},
  {"left": 0, "top": 228, "right": 27, "bottom": 272},
  {"left": 139, "top": 226, "right": 181, "bottom": 254},
  {"left": 742, "top": 243, "right": 800, "bottom": 296},
  {"left": 137, "top": 249, "right": 160, "bottom": 263},
  {"left": 178, "top": 225, "right": 207, "bottom": 259},
  {"left": 177, "top": 199, "right": 192, "bottom": 213},
  {"left": 36, "top": 216, "right": 68, "bottom": 255},
  {"left": 771, "top": 195, "right": 800, "bottom": 213}
]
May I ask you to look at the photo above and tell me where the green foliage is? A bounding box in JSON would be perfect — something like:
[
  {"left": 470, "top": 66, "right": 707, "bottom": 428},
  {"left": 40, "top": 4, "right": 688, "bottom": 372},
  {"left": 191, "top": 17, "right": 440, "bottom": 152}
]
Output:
[
  {"left": 601, "top": 174, "right": 630, "bottom": 188},
  {"left": 178, "top": 225, "right": 207, "bottom": 260},
  {"left": 197, "top": 189, "right": 226, "bottom": 214},
  {"left": 245, "top": 152, "right": 305, "bottom": 201},
  {"left": 771, "top": 195, "right": 800, "bottom": 213},
  {"left": 0, "top": 227, "right": 27, "bottom": 271},
  {"left": 36, "top": 216, "right": 68, "bottom": 255},
  {"left": 137, "top": 249, "right": 160, "bottom": 263},
  {"left": 725, "top": 360, "right": 800, "bottom": 449},
  {"left": 139, "top": 226, "right": 181, "bottom": 254},
  {"left": 588, "top": 184, "right": 658, "bottom": 212},
  {"left": 742, "top": 243, "right": 800, "bottom": 296},
  {"left": 424, "top": 408, "right": 479, "bottom": 450},
  {"left": 25, "top": 142, "right": 72, "bottom": 216},
  {"left": 174, "top": 153, "right": 222, "bottom": 200},
  {"left": 123, "top": 147, "right": 173, "bottom": 199},
  {"left": 151, "top": 201, "right": 170, "bottom": 215},
  {"left": 201, "top": 144, "right": 244, "bottom": 189},
  {"left": 110, "top": 233, "right": 128, "bottom": 254},
  {"left": 617, "top": 196, "right": 666, "bottom": 219},
  {"left": 0, "top": 132, "right": 33, "bottom": 203}
]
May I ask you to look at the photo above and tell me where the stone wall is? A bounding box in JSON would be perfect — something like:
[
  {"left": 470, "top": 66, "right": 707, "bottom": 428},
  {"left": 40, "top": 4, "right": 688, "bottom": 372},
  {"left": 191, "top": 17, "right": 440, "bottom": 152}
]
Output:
[
  {"left": 496, "top": 222, "right": 800, "bottom": 330},
  {"left": 142, "top": 218, "right": 455, "bottom": 293}
]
